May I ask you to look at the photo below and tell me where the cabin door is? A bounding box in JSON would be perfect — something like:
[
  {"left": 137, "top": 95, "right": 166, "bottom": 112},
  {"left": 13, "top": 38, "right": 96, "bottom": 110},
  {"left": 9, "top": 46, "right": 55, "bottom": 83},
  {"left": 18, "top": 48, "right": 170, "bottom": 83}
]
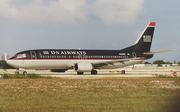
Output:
[
  {"left": 30, "top": 51, "right": 37, "bottom": 60},
  {"left": 132, "top": 52, "right": 137, "bottom": 58}
]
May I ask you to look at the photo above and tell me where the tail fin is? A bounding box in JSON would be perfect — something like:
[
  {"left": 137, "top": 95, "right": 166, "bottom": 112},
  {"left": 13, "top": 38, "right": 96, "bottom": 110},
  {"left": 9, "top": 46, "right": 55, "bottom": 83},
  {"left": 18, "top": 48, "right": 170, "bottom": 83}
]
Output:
[{"left": 121, "top": 22, "right": 156, "bottom": 52}]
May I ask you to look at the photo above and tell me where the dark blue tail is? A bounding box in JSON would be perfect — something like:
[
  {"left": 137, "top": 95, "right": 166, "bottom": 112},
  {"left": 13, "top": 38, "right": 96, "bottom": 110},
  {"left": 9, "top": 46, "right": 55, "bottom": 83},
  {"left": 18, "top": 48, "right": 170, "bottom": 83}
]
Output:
[{"left": 121, "top": 22, "right": 156, "bottom": 53}]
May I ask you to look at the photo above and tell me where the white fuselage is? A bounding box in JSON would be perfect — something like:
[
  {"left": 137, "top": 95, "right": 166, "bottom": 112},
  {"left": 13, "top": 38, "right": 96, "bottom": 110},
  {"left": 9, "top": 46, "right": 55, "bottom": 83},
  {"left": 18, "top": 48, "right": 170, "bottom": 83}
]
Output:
[{"left": 7, "top": 59, "right": 144, "bottom": 70}]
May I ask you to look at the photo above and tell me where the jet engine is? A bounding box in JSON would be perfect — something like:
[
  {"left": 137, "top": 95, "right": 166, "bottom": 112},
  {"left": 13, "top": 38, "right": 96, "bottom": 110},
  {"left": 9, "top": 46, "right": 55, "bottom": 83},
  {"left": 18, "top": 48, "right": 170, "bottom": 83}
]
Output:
[{"left": 75, "top": 63, "right": 93, "bottom": 72}]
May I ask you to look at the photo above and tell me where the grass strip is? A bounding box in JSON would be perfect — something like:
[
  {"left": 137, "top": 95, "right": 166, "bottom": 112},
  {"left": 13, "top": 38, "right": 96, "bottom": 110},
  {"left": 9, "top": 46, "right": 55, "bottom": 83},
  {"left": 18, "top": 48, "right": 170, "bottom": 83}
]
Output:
[
  {"left": 0, "top": 78, "right": 179, "bottom": 111},
  {"left": 0, "top": 74, "right": 53, "bottom": 79}
]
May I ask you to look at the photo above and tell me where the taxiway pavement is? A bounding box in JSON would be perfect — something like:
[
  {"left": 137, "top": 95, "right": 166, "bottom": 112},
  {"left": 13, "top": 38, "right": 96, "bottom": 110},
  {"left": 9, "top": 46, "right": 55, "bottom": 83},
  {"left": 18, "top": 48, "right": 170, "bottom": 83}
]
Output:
[{"left": 41, "top": 74, "right": 154, "bottom": 79}]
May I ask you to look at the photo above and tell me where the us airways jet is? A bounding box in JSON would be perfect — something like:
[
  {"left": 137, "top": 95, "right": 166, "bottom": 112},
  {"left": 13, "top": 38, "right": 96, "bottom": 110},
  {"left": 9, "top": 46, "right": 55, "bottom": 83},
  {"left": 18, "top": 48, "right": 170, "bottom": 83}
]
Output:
[{"left": 7, "top": 22, "right": 173, "bottom": 75}]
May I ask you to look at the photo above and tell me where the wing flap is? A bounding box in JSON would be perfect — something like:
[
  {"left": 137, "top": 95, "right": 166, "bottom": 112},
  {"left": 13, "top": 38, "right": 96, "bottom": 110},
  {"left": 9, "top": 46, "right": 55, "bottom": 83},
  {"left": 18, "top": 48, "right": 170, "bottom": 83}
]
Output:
[{"left": 92, "top": 58, "right": 134, "bottom": 68}]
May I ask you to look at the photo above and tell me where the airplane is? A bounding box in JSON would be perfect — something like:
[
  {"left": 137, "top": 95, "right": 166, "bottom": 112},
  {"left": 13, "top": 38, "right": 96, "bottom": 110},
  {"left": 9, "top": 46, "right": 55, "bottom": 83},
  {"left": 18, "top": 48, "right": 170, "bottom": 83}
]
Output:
[{"left": 6, "top": 22, "right": 174, "bottom": 75}]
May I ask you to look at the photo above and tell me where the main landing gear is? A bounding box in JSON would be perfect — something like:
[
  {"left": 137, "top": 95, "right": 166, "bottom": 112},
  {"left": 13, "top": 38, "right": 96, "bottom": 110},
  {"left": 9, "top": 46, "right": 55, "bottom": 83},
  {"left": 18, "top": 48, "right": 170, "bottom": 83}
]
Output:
[
  {"left": 23, "top": 71, "right": 27, "bottom": 75},
  {"left": 91, "top": 70, "right": 97, "bottom": 75},
  {"left": 77, "top": 70, "right": 98, "bottom": 75},
  {"left": 77, "top": 72, "right": 84, "bottom": 75}
]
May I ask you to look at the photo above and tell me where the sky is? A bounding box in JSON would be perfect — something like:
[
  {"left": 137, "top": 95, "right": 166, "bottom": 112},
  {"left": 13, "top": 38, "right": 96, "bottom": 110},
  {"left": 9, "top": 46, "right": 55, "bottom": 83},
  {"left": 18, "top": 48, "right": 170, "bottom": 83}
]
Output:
[{"left": 0, "top": 0, "right": 180, "bottom": 63}]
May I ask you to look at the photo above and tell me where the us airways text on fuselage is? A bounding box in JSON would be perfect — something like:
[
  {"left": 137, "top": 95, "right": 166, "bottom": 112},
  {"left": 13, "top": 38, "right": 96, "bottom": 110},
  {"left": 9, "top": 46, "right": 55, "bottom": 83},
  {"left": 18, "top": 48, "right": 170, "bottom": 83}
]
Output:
[{"left": 43, "top": 51, "right": 87, "bottom": 55}]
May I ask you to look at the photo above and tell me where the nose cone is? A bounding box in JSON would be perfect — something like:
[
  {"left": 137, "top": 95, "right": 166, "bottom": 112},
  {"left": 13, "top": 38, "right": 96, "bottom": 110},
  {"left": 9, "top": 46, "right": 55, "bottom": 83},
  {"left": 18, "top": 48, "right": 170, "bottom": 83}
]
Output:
[
  {"left": 6, "top": 60, "right": 10, "bottom": 65},
  {"left": 6, "top": 59, "right": 18, "bottom": 68},
  {"left": 6, "top": 60, "right": 12, "bottom": 66}
]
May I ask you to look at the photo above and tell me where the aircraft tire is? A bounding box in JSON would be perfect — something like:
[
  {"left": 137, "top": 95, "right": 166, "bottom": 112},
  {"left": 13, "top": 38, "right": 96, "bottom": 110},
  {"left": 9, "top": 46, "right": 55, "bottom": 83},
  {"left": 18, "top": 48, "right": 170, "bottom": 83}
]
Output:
[
  {"left": 122, "top": 70, "right": 125, "bottom": 74},
  {"left": 23, "top": 71, "right": 27, "bottom": 75},
  {"left": 91, "top": 70, "right": 97, "bottom": 75},
  {"left": 77, "top": 72, "right": 84, "bottom": 75}
]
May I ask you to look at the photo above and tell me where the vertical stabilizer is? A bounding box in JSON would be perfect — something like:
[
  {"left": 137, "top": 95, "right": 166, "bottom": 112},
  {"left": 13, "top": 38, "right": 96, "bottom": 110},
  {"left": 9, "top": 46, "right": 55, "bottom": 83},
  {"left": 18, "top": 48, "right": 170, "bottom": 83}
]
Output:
[{"left": 121, "top": 22, "right": 156, "bottom": 52}]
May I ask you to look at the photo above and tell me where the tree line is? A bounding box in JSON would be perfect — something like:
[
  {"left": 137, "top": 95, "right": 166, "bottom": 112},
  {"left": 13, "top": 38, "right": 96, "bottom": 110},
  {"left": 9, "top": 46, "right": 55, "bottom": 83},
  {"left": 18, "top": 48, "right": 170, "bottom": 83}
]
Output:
[
  {"left": 144, "top": 60, "right": 180, "bottom": 66},
  {"left": 0, "top": 60, "right": 15, "bottom": 69}
]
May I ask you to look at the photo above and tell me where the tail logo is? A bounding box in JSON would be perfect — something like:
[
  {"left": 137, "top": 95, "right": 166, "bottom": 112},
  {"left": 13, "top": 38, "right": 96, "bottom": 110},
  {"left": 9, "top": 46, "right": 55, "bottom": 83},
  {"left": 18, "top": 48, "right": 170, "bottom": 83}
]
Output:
[{"left": 143, "top": 35, "right": 152, "bottom": 42}]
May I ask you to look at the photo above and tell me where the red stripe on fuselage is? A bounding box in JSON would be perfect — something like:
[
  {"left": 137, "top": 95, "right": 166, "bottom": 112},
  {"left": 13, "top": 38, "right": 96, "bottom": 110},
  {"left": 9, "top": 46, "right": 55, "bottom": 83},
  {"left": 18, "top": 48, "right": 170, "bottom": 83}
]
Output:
[
  {"left": 8, "top": 58, "right": 147, "bottom": 61},
  {"left": 132, "top": 59, "right": 147, "bottom": 61},
  {"left": 8, "top": 59, "right": 120, "bottom": 61}
]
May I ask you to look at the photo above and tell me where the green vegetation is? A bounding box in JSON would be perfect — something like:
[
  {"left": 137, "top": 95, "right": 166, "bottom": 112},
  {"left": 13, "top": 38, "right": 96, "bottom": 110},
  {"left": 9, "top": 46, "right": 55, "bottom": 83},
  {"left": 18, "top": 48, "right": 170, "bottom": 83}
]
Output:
[
  {"left": 153, "top": 60, "right": 172, "bottom": 66},
  {"left": 178, "top": 61, "right": 180, "bottom": 65},
  {"left": 0, "top": 74, "right": 52, "bottom": 79},
  {"left": 144, "top": 60, "right": 180, "bottom": 66},
  {"left": 0, "top": 78, "right": 180, "bottom": 112},
  {"left": 0, "top": 60, "right": 15, "bottom": 69}
]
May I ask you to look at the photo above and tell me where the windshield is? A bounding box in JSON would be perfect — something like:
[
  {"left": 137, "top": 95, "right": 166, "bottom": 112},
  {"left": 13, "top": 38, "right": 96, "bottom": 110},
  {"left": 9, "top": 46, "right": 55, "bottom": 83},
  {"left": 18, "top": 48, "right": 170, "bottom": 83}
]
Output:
[
  {"left": 16, "top": 53, "right": 26, "bottom": 58},
  {"left": 9, "top": 52, "right": 29, "bottom": 59}
]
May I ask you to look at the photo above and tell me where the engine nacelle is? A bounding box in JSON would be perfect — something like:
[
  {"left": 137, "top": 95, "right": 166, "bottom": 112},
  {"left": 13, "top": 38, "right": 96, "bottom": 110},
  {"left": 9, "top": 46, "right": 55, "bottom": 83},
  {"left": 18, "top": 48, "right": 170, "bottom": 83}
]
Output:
[
  {"left": 75, "top": 63, "right": 93, "bottom": 72},
  {"left": 51, "top": 69, "right": 68, "bottom": 72}
]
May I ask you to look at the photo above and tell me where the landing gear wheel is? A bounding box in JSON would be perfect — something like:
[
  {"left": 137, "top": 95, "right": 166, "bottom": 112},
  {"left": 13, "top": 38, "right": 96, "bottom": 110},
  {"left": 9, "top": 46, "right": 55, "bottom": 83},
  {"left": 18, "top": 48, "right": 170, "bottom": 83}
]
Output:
[
  {"left": 23, "top": 71, "right": 27, "bottom": 75},
  {"left": 77, "top": 72, "right": 84, "bottom": 75},
  {"left": 122, "top": 70, "right": 125, "bottom": 74},
  {"left": 91, "top": 70, "right": 97, "bottom": 75}
]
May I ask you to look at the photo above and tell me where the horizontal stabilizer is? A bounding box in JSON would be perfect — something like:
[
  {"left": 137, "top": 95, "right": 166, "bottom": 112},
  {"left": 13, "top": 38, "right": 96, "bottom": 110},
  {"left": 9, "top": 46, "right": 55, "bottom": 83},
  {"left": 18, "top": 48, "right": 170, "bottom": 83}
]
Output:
[{"left": 143, "top": 50, "right": 175, "bottom": 55}]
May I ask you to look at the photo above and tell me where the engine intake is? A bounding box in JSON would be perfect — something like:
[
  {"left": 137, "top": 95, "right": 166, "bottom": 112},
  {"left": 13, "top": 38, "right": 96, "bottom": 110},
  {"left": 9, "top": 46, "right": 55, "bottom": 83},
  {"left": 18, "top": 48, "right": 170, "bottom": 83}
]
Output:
[{"left": 75, "top": 63, "right": 93, "bottom": 72}]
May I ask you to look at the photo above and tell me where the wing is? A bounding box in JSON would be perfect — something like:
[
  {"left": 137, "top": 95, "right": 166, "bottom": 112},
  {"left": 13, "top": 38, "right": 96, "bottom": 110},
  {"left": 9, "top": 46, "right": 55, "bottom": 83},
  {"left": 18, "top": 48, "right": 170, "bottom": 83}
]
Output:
[{"left": 92, "top": 58, "right": 135, "bottom": 68}]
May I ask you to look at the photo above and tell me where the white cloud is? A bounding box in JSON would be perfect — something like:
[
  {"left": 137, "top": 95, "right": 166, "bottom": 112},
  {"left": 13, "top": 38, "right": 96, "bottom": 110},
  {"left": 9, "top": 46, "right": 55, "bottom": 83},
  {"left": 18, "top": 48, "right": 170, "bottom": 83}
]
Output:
[
  {"left": 90, "top": 0, "right": 144, "bottom": 25},
  {"left": 0, "top": 0, "right": 144, "bottom": 25},
  {"left": 0, "top": 0, "right": 20, "bottom": 18}
]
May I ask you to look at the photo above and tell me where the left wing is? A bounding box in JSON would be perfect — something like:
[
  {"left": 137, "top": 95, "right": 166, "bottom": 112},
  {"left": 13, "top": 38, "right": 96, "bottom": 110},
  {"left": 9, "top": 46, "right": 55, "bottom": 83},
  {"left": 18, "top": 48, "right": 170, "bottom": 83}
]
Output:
[{"left": 92, "top": 58, "right": 135, "bottom": 68}]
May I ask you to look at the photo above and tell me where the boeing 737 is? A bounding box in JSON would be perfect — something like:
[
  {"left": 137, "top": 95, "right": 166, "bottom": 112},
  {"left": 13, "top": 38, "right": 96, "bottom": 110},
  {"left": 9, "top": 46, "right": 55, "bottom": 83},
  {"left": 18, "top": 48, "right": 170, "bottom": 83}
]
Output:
[{"left": 7, "top": 22, "right": 173, "bottom": 75}]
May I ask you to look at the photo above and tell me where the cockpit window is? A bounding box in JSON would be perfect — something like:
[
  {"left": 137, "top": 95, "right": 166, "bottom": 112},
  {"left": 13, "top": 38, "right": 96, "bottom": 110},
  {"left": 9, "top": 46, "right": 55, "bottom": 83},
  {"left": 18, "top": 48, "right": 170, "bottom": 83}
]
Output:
[
  {"left": 9, "top": 52, "right": 29, "bottom": 59},
  {"left": 16, "top": 53, "right": 26, "bottom": 59}
]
